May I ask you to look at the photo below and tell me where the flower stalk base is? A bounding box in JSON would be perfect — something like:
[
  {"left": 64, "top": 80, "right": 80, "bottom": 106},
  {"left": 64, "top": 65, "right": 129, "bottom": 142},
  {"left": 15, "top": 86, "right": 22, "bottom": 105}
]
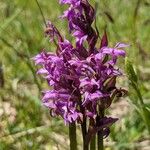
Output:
[{"left": 69, "top": 123, "right": 77, "bottom": 150}]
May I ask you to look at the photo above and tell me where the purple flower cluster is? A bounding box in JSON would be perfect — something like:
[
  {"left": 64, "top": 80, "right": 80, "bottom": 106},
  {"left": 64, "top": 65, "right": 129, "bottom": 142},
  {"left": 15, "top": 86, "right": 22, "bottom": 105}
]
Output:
[{"left": 33, "top": 0, "right": 128, "bottom": 137}]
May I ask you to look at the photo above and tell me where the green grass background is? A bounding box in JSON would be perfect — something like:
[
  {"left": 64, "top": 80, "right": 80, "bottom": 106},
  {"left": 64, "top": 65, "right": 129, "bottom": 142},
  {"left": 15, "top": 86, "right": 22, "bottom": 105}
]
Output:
[{"left": 0, "top": 0, "right": 150, "bottom": 149}]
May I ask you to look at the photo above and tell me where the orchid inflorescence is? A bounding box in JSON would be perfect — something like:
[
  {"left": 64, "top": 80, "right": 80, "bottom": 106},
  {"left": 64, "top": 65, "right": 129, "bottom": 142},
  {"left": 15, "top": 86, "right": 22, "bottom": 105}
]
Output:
[{"left": 33, "top": 0, "right": 128, "bottom": 147}]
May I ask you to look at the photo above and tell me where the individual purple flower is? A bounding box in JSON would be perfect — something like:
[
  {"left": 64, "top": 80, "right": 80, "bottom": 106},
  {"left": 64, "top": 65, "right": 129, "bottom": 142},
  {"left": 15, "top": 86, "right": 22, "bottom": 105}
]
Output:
[{"left": 79, "top": 77, "right": 99, "bottom": 92}]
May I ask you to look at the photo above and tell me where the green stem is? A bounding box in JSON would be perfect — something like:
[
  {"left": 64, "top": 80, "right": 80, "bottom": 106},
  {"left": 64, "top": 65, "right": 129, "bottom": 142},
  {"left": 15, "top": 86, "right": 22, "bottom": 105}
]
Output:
[
  {"left": 81, "top": 117, "right": 89, "bottom": 150},
  {"left": 89, "top": 118, "right": 96, "bottom": 150},
  {"left": 97, "top": 109, "right": 104, "bottom": 150},
  {"left": 97, "top": 130, "right": 104, "bottom": 150},
  {"left": 90, "top": 135, "right": 96, "bottom": 150},
  {"left": 69, "top": 122, "right": 77, "bottom": 150}
]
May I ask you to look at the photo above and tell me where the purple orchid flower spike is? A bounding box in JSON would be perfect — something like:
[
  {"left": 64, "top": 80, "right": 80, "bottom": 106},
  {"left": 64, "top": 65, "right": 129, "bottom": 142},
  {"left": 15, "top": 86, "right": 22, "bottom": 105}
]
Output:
[{"left": 33, "top": 0, "right": 128, "bottom": 149}]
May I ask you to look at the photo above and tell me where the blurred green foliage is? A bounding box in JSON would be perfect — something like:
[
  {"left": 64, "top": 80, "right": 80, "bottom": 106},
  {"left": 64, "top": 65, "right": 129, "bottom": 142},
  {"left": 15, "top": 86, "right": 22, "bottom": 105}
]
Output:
[{"left": 0, "top": 0, "right": 150, "bottom": 149}]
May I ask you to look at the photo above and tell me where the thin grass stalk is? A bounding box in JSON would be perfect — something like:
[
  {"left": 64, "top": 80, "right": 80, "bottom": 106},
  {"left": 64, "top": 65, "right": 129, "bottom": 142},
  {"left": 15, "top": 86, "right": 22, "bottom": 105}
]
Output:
[
  {"left": 134, "top": 85, "right": 150, "bottom": 134},
  {"left": 69, "top": 122, "right": 77, "bottom": 150},
  {"left": 0, "top": 37, "right": 42, "bottom": 92},
  {"left": 125, "top": 58, "right": 150, "bottom": 134},
  {"left": 35, "top": 0, "right": 47, "bottom": 26}
]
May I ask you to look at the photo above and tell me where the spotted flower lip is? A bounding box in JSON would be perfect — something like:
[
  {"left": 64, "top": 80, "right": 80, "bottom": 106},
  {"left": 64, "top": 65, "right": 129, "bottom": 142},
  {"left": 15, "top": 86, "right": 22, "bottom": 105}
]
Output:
[{"left": 33, "top": 0, "right": 128, "bottom": 138}]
